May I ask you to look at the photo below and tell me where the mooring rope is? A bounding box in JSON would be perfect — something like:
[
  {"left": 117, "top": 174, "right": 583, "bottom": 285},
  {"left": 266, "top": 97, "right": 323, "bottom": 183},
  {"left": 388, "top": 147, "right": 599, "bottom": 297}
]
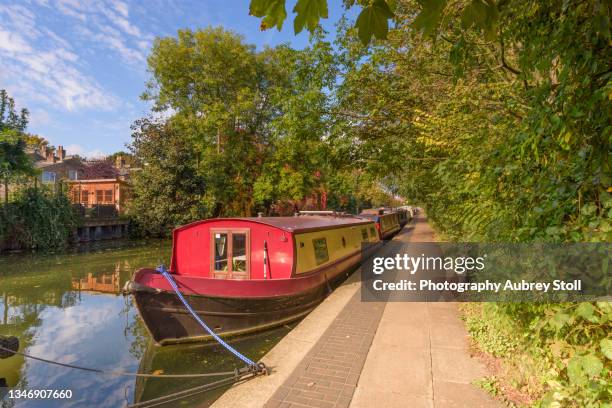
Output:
[
  {"left": 0, "top": 344, "right": 235, "bottom": 378},
  {"left": 156, "top": 265, "right": 259, "bottom": 368},
  {"left": 127, "top": 371, "right": 257, "bottom": 408}
]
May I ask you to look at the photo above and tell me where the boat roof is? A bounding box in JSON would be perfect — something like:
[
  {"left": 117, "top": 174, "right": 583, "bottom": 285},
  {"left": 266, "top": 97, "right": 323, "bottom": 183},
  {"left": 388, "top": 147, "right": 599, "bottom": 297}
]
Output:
[{"left": 176, "top": 215, "right": 374, "bottom": 234}]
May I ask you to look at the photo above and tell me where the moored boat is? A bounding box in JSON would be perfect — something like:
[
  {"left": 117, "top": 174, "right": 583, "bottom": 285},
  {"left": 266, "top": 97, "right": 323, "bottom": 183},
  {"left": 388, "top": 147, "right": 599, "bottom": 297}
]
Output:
[
  {"left": 358, "top": 208, "right": 402, "bottom": 240},
  {"left": 126, "top": 213, "right": 381, "bottom": 345}
]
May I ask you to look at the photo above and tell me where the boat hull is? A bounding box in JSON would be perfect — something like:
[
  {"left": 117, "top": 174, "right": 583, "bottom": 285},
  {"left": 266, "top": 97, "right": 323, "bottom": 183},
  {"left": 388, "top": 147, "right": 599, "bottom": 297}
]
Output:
[
  {"left": 132, "top": 284, "right": 326, "bottom": 345},
  {"left": 129, "top": 246, "right": 376, "bottom": 345}
]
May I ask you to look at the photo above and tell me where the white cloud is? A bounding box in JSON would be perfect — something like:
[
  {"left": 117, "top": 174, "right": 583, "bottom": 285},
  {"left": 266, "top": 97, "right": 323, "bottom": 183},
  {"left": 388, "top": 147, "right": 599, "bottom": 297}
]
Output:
[
  {"left": 65, "top": 144, "right": 107, "bottom": 158},
  {"left": 0, "top": 5, "right": 121, "bottom": 112},
  {"left": 52, "top": 0, "right": 151, "bottom": 64}
]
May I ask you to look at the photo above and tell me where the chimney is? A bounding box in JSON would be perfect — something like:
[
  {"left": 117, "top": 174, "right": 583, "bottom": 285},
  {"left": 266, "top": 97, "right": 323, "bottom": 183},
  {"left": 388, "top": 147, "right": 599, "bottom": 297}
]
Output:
[
  {"left": 115, "top": 154, "right": 125, "bottom": 168},
  {"left": 57, "top": 146, "right": 65, "bottom": 161},
  {"left": 45, "top": 147, "right": 54, "bottom": 162}
]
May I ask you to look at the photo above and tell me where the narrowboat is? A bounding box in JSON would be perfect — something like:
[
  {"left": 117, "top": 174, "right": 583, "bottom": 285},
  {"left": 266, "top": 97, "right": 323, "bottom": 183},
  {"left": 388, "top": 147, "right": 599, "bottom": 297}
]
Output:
[
  {"left": 358, "top": 208, "right": 401, "bottom": 240},
  {"left": 125, "top": 213, "right": 381, "bottom": 345},
  {"left": 393, "top": 207, "right": 410, "bottom": 227}
]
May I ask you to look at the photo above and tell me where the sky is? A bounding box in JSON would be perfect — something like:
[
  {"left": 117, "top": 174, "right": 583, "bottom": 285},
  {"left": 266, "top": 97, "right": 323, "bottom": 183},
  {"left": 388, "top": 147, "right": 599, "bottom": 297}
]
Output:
[{"left": 0, "top": 0, "right": 352, "bottom": 158}]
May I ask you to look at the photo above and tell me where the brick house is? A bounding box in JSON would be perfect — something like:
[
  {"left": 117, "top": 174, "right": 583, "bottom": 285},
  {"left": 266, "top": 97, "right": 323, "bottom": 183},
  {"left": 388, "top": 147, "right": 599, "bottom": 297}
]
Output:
[{"left": 31, "top": 145, "right": 83, "bottom": 184}]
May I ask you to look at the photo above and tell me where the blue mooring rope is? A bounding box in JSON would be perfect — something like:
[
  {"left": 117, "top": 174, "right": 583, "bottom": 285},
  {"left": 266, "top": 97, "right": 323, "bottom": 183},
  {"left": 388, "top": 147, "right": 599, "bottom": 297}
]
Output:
[{"left": 156, "top": 265, "right": 257, "bottom": 367}]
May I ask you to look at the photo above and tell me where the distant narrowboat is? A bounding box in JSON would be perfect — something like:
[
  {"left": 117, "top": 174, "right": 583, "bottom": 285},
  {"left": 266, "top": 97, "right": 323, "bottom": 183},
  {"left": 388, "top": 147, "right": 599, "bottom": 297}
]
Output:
[
  {"left": 392, "top": 208, "right": 410, "bottom": 227},
  {"left": 358, "top": 209, "right": 401, "bottom": 240},
  {"left": 126, "top": 213, "right": 381, "bottom": 345}
]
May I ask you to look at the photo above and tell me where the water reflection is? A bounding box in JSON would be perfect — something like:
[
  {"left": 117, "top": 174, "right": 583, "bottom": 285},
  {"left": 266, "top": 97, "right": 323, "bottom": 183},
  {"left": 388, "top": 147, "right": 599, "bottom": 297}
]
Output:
[{"left": 0, "top": 240, "right": 289, "bottom": 407}]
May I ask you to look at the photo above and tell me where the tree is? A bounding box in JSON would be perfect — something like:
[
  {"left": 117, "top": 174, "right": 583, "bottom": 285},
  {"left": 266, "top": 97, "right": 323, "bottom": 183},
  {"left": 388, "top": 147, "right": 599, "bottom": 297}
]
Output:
[
  {"left": 128, "top": 118, "right": 207, "bottom": 236},
  {"left": 0, "top": 90, "right": 35, "bottom": 204},
  {"left": 331, "top": 3, "right": 611, "bottom": 405},
  {"left": 106, "top": 151, "right": 137, "bottom": 167},
  {"left": 143, "top": 27, "right": 326, "bottom": 217},
  {"left": 0, "top": 90, "right": 28, "bottom": 133}
]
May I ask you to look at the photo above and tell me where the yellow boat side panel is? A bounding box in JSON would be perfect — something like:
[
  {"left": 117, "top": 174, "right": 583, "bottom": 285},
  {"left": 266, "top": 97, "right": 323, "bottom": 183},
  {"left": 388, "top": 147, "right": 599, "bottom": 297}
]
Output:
[
  {"left": 380, "top": 213, "right": 400, "bottom": 235},
  {"left": 294, "top": 223, "right": 379, "bottom": 274}
]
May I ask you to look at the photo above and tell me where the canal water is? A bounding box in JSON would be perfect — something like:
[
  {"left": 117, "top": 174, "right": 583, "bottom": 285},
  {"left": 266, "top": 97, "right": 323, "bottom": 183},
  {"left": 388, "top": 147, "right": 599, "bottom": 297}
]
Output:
[{"left": 0, "top": 241, "right": 292, "bottom": 408}]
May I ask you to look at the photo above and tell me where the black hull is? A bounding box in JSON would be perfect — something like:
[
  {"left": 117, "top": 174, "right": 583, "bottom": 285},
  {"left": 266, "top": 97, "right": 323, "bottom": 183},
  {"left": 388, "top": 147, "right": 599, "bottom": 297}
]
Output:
[{"left": 133, "top": 281, "right": 337, "bottom": 345}]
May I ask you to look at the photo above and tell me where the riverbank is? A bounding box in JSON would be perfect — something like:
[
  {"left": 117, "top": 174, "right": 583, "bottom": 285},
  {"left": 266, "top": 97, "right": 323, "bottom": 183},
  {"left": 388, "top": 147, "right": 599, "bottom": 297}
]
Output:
[{"left": 212, "top": 214, "right": 499, "bottom": 408}]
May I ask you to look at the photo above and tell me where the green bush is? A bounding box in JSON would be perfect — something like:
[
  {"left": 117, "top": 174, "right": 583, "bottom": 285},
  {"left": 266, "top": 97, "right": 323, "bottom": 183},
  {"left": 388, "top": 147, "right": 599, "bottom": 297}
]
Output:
[{"left": 0, "top": 187, "right": 79, "bottom": 250}]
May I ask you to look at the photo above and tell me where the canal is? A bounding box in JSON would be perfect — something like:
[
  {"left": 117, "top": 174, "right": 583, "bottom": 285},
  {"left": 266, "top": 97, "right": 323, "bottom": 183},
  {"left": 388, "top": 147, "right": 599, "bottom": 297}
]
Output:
[{"left": 0, "top": 241, "right": 292, "bottom": 408}]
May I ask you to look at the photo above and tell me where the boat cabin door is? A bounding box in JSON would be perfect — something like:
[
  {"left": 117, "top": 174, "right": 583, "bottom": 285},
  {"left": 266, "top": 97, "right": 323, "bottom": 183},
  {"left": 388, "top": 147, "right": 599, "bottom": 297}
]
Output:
[{"left": 211, "top": 229, "right": 250, "bottom": 280}]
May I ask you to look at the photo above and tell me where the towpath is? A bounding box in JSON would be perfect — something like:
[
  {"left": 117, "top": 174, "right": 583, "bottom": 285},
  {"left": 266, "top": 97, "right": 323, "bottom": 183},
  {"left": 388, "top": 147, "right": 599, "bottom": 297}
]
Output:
[{"left": 212, "top": 214, "right": 502, "bottom": 408}]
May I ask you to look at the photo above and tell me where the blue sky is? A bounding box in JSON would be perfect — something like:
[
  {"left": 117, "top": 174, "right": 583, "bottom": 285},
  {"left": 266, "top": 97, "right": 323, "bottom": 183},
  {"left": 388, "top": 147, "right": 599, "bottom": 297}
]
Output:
[{"left": 0, "top": 0, "right": 352, "bottom": 158}]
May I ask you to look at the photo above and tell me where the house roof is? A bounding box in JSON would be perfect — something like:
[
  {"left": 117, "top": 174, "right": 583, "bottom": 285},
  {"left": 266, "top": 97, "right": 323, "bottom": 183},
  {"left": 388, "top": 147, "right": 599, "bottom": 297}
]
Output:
[
  {"left": 66, "top": 178, "right": 128, "bottom": 184},
  {"left": 176, "top": 215, "right": 374, "bottom": 234}
]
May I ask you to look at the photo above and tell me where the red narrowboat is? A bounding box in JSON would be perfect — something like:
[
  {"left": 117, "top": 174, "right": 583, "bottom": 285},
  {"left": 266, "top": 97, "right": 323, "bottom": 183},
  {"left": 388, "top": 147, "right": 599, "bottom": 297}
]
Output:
[
  {"left": 358, "top": 209, "right": 402, "bottom": 240},
  {"left": 126, "top": 214, "right": 381, "bottom": 345}
]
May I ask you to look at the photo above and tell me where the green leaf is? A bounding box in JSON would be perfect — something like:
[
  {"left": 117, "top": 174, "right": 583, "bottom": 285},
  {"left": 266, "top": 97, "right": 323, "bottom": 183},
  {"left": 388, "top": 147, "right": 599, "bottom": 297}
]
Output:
[
  {"left": 601, "top": 338, "right": 612, "bottom": 360},
  {"left": 581, "top": 354, "right": 604, "bottom": 377},
  {"left": 250, "top": 0, "right": 287, "bottom": 31},
  {"left": 567, "top": 354, "right": 604, "bottom": 385},
  {"left": 293, "top": 0, "right": 328, "bottom": 34},
  {"left": 413, "top": 0, "right": 447, "bottom": 37},
  {"left": 549, "top": 312, "right": 570, "bottom": 330},
  {"left": 575, "top": 302, "right": 598, "bottom": 323},
  {"left": 355, "top": 0, "right": 395, "bottom": 45},
  {"left": 461, "top": 0, "right": 487, "bottom": 29}
]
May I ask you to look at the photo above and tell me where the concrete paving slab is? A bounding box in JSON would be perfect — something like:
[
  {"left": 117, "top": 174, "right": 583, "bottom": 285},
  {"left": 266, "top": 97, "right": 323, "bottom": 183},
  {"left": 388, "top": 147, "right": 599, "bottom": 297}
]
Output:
[
  {"left": 434, "top": 380, "right": 505, "bottom": 408},
  {"left": 351, "top": 388, "right": 434, "bottom": 408},
  {"left": 429, "top": 322, "right": 471, "bottom": 350},
  {"left": 431, "top": 348, "right": 487, "bottom": 384},
  {"left": 357, "top": 342, "right": 433, "bottom": 397}
]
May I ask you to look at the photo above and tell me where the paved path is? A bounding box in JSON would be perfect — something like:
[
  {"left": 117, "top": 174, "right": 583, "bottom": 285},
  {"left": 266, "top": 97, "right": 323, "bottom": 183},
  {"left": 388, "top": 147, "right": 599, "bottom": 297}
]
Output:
[
  {"left": 351, "top": 215, "right": 502, "bottom": 408},
  {"left": 265, "top": 215, "right": 501, "bottom": 408}
]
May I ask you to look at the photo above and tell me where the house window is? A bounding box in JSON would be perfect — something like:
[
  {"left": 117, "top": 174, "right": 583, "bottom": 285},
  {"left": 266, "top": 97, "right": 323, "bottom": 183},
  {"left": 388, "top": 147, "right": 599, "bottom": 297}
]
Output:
[
  {"left": 313, "top": 238, "right": 329, "bottom": 266},
  {"left": 96, "top": 190, "right": 114, "bottom": 203},
  {"left": 68, "top": 170, "right": 78, "bottom": 180},
  {"left": 81, "top": 191, "right": 88, "bottom": 204},
  {"left": 42, "top": 171, "right": 56, "bottom": 183}
]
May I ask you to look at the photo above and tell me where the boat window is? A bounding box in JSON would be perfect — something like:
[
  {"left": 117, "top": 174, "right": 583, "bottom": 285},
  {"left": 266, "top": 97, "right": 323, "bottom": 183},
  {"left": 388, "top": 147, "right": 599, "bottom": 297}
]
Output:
[
  {"left": 361, "top": 229, "right": 368, "bottom": 241},
  {"left": 232, "top": 233, "right": 247, "bottom": 272},
  {"left": 370, "top": 227, "right": 376, "bottom": 237},
  {"left": 341, "top": 237, "right": 346, "bottom": 247},
  {"left": 214, "top": 233, "right": 228, "bottom": 271},
  {"left": 313, "top": 238, "right": 329, "bottom": 265}
]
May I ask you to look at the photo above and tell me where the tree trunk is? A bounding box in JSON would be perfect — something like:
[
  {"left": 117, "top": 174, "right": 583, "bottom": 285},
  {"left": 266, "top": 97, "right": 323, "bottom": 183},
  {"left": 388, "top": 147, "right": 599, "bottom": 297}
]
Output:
[{"left": 3, "top": 177, "right": 8, "bottom": 204}]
